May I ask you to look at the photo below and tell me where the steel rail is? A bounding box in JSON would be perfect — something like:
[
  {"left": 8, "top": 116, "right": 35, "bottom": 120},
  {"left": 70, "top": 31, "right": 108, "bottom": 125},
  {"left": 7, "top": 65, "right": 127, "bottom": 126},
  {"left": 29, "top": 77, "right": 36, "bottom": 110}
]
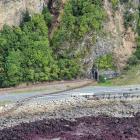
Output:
[{"left": 0, "top": 81, "right": 95, "bottom": 116}]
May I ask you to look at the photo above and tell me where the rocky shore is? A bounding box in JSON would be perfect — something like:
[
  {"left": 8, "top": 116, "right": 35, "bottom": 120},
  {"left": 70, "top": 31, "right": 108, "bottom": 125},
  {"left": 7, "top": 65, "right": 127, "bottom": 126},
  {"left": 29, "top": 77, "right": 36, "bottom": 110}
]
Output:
[
  {"left": 0, "top": 114, "right": 140, "bottom": 140},
  {"left": 0, "top": 83, "right": 140, "bottom": 139},
  {"left": 0, "top": 95, "right": 140, "bottom": 136}
]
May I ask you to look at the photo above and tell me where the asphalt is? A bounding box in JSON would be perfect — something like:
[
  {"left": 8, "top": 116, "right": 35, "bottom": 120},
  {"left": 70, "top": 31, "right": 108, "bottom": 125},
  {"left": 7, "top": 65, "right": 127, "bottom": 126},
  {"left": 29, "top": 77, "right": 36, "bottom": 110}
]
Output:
[
  {"left": 0, "top": 85, "right": 140, "bottom": 130},
  {"left": 0, "top": 85, "right": 140, "bottom": 108}
]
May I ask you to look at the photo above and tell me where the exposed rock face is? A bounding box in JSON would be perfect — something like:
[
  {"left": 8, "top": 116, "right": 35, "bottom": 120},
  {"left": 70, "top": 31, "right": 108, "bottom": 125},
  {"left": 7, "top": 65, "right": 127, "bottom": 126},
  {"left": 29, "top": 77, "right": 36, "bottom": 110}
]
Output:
[
  {"left": 0, "top": 0, "right": 45, "bottom": 29},
  {"left": 80, "top": 0, "right": 138, "bottom": 77},
  {"left": 103, "top": 0, "right": 137, "bottom": 70},
  {"left": 0, "top": 0, "right": 138, "bottom": 77}
]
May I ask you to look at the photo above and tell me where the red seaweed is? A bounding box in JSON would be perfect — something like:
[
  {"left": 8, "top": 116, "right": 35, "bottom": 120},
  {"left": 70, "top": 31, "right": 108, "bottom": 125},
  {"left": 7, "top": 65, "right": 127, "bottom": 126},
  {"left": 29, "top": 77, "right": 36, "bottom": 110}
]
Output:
[{"left": 0, "top": 115, "right": 140, "bottom": 140}]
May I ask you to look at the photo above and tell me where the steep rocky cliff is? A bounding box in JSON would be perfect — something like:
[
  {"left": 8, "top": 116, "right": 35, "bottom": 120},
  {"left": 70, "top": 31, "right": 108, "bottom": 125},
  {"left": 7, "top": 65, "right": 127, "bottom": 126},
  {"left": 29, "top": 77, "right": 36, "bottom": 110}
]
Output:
[
  {"left": 0, "top": 0, "right": 45, "bottom": 28},
  {"left": 73, "top": 0, "right": 139, "bottom": 76},
  {"left": 0, "top": 0, "right": 139, "bottom": 78}
]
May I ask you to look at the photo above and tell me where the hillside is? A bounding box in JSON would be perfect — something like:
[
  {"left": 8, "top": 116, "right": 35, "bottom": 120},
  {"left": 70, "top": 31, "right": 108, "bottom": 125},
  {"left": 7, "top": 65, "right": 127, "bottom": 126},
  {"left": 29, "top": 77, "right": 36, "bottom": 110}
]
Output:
[
  {"left": 0, "top": 0, "right": 139, "bottom": 87},
  {"left": 111, "top": 64, "right": 140, "bottom": 85},
  {"left": 0, "top": 0, "right": 45, "bottom": 28}
]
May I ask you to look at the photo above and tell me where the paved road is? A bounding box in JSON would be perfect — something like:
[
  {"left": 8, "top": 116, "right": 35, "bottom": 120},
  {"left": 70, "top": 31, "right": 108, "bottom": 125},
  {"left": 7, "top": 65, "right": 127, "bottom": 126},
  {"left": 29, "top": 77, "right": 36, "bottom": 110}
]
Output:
[
  {"left": 1, "top": 85, "right": 140, "bottom": 105},
  {"left": 0, "top": 84, "right": 140, "bottom": 121}
]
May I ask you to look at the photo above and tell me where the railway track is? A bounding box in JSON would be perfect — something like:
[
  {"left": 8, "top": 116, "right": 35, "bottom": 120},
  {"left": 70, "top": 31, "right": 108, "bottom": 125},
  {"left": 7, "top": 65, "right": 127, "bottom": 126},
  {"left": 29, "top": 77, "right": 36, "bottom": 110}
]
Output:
[
  {"left": 77, "top": 90, "right": 140, "bottom": 100},
  {"left": 1, "top": 81, "right": 140, "bottom": 117},
  {"left": 0, "top": 81, "right": 94, "bottom": 116},
  {"left": 81, "top": 92, "right": 140, "bottom": 116}
]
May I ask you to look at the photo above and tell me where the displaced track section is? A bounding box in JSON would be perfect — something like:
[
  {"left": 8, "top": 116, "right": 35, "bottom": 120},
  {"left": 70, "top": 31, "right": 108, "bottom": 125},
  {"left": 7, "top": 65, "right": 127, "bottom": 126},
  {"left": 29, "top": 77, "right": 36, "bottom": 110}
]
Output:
[
  {"left": 0, "top": 80, "right": 94, "bottom": 116},
  {"left": 82, "top": 92, "right": 140, "bottom": 100}
]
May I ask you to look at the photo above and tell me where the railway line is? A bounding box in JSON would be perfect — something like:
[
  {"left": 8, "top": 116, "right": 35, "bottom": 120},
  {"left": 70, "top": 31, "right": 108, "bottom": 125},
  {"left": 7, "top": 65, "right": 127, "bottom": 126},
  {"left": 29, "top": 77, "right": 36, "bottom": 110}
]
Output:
[
  {"left": 82, "top": 92, "right": 140, "bottom": 100},
  {"left": 0, "top": 84, "right": 140, "bottom": 132},
  {"left": 0, "top": 81, "right": 94, "bottom": 116},
  {"left": 0, "top": 82, "right": 140, "bottom": 117}
]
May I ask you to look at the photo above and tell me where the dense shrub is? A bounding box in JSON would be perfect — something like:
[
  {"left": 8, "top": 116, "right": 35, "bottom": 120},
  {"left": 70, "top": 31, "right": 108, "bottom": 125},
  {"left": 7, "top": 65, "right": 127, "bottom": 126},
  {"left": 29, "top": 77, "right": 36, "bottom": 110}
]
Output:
[
  {"left": 99, "top": 75, "right": 106, "bottom": 83},
  {"left": 42, "top": 7, "right": 53, "bottom": 27},
  {"left": 122, "top": 1, "right": 140, "bottom": 66},
  {"left": 51, "top": 0, "right": 106, "bottom": 53},
  {"left": 0, "top": 14, "right": 59, "bottom": 87},
  {"left": 131, "top": 7, "right": 140, "bottom": 63},
  {"left": 111, "top": 0, "right": 119, "bottom": 9},
  {"left": 95, "top": 54, "right": 115, "bottom": 70},
  {"left": 0, "top": 0, "right": 106, "bottom": 87},
  {"left": 128, "top": 55, "right": 139, "bottom": 65}
]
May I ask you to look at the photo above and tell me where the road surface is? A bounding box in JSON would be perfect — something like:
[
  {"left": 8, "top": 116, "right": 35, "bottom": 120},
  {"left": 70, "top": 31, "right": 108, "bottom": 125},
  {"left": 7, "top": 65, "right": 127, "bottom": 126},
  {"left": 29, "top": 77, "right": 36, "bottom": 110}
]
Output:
[
  {"left": 0, "top": 84, "right": 140, "bottom": 105},
  {"left": 0, "top": 84, "right": 140, "bottom": 130}
]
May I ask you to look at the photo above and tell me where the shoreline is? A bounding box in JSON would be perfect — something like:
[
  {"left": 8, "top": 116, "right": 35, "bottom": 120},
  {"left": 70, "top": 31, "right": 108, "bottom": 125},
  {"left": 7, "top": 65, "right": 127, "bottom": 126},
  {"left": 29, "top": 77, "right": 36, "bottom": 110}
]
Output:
[
  {"left": 0, "top": 95, "right": 140, "bottom": 130},
  {"left": 0, "top": 81, "right": 140, "bottom": 139},
  {"left": 0, "top": 114, "right": 140, "bottom": 140}
]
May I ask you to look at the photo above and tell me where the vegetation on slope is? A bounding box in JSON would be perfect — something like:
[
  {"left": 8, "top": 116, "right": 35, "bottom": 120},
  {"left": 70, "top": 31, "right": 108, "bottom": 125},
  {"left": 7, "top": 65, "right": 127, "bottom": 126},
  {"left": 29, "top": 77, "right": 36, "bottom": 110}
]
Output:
[
  {"left": 98, "top": 0, "right": 140, "bottom": 85},
  {"left": 51, "top": 0, "right": 105, "bottom": 49},
  {"left": 95, "top": 54, "right": 115, "bottom": 70},
  {"left": 123, "top": 2, "right": 140, "bottom": 67},
  {"left": 111, "top": 64, "right": 140, "bottom": 85},
  {"left": 0, "top": 0, "right": 138, "bottom": 87},
  {"left": 0, "top": 0, "right": 105, "bottom": 87},
  {"left": 0, "top": 15, "right": 57, "bottom": 87}
]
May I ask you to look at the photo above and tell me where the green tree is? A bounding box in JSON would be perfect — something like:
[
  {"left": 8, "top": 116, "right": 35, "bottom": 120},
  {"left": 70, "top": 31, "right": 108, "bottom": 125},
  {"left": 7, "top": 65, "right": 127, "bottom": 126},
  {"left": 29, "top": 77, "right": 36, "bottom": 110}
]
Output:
[
  {"left": 111, "top": 0, "right": 119, "bottom": 9},
  {"left": 21, "top": 14, "right": 58, "bottom": 82},
  {"left": 42, "top": 7, "right": 53, "bottom": 27},
  {"left": 0, "top": 14, "right": 59, "bottom": 87},
  {"left": 52, "top": 0, "right": 105, "bottom": 54},
  {"left": 4, "top": 49, "right": 23, "bottom": 86},
  {"left": 58, "top": 59, "right": 81, "bottom": 80}
]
